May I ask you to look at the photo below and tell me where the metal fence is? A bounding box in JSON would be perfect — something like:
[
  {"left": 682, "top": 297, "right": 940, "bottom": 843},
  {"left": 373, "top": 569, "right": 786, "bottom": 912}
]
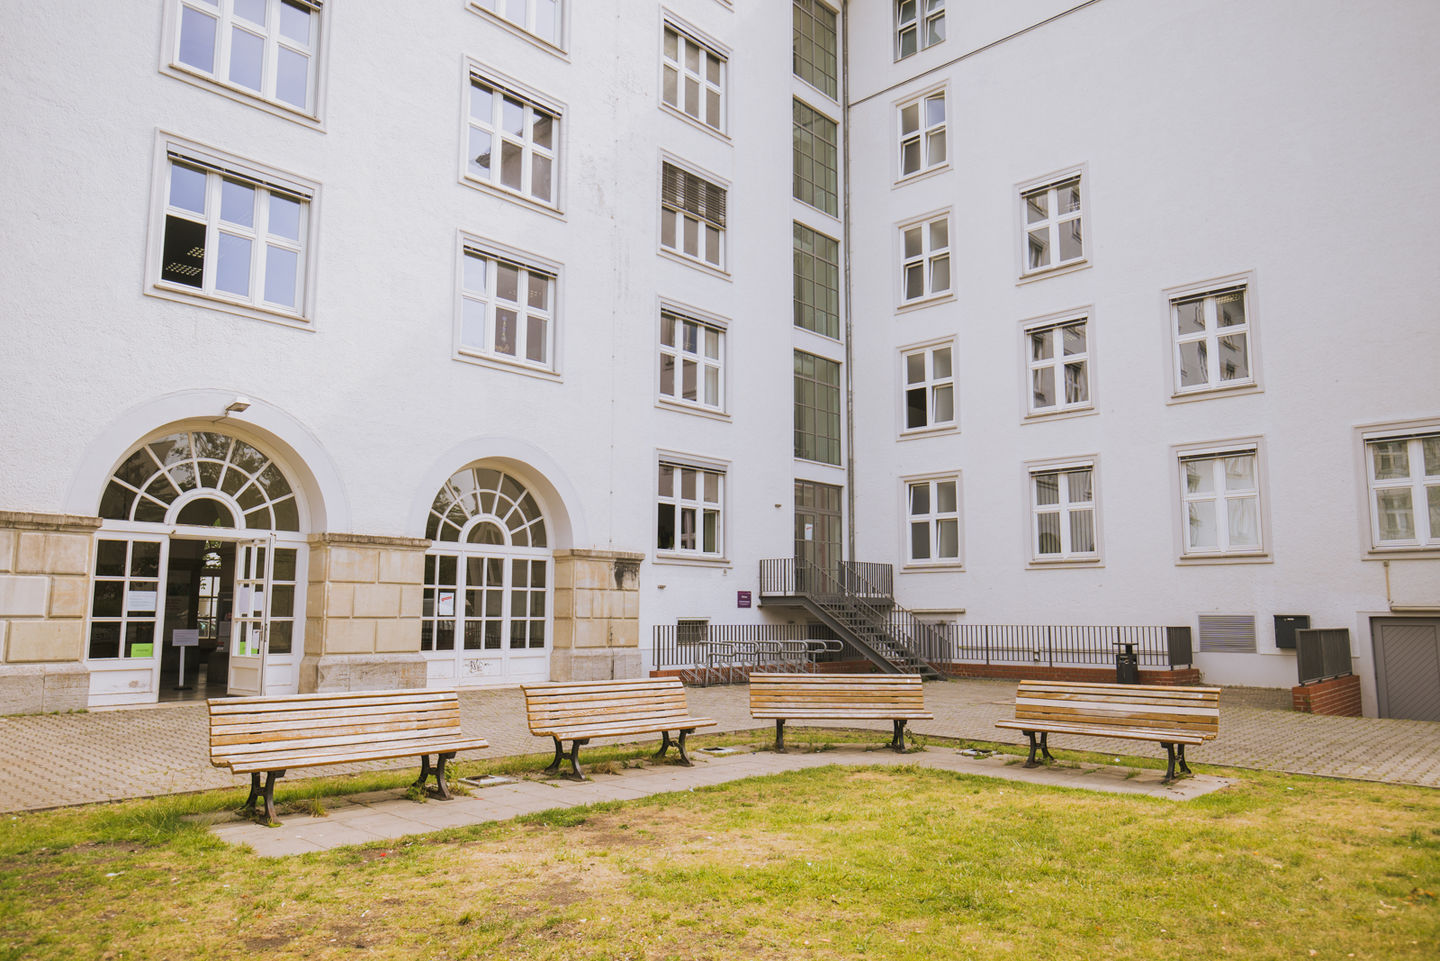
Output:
[
  {"left": 1296, "top": 628, "right": 1352, "bottom": 684},
  {"left": 652, "top": 623, "right": 845, "bottom": 671},
  {"left": 757, "top": 558, "right": 894, "bottom": 600},
  {"left": 915, "top": 624, "right": 1193, "bottom": 668}
]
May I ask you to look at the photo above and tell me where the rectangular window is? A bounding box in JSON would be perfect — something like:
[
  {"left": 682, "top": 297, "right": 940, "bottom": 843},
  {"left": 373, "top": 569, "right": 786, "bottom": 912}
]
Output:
[
  {"left": 471, "top": 0, "right": 562, "bottom": 47},
  {"left": 793, "top": 100, "right": 839, "bottom": 216},
  {"left": 1180, "top": 451, "right": 1262, "bottom": 555},
  {"left": 171, "top": 0, "right": 320, "bottom": 114},
  {"left": 1026, "top": 317, "right": 1090, "bottom": 415},
  {"left": 1172, "top": 285, "right": 1253, "bottom": 394},
  {"left": 1031, "top": 465, "right": 1096, "bottom": 561},
  {"left": 157, "top": 151, "right": 311, "bottom": 317},
  {"left": 660, "top": 162, "right": 726, "bottom": 269},
  {"left": 900, "top": 215, "right": 950, "bottom": 304},
  {"left": 657, "top": 462, "right": 723, "bottom": 557},
  {"left": 677, "top": 618, "right": 709, "bottom": 646},
  {"left": 794, "top": 351, "right": 842, "bottom": 465},
  {"left": 663, "top": 23, "right": 725, "bottom": 131},
  {"left": 793, "top": 223, "right": 840, "bottom": 339},
  {"left": 793, "top": 0, "right": 838, "bottom": 100},
  {"left": 1366, "top": 433, "right": 1440, "bottom": 548},
  {"left": 659, "top": 310, "right": 724, "bottom": 412},
  {"left": 907, "top": 478, "right": 960, "bottom": 563},
  {"left": 459, "top": 246, "right": 556, "bottom": 370},
  {"left": 897, "top": 0, "right": 945, "bottom": 59},
  {"left": 1022, "top": 175, "right": 1084, "bottom": 275},
  {"left": 898, "top": 90, "right": 945, "bottom": 178},
  {"left": 466, "top": 75, "right": 559, "bottom": 208},
  {"left": 903, "top": 344, "right": 954, "bottom": 431}
]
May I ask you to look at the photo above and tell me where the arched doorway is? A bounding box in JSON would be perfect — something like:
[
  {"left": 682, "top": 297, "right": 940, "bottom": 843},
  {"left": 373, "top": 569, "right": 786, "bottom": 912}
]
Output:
[
  {"left": 421, "top": 465, "right": 552, "bottom": 686},
  {"left": 86, "top": 429, "right": 308, "bottom": 705}
]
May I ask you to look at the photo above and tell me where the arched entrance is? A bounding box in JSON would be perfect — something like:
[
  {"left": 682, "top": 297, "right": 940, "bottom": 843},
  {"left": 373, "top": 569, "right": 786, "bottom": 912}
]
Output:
[
  {"left": 86, "top": 429, "right": 309, "bottom": 706},
  {"left": 421, "top": 465, "right": 552, "bottom": 686}
]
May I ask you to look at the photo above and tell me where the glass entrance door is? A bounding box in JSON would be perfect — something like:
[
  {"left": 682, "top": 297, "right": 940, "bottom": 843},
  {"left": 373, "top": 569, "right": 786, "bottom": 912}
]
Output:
[
  {"left": 794, "top": 480, "right": 843, "bottom": 592},
  {"left": 227, "top": 537, "right": 273, "bottom": 696}
]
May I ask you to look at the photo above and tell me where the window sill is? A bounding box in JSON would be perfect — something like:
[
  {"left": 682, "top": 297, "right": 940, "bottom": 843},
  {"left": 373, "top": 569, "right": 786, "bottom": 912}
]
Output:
[
  {"left": 654, "top": 552, "right": 731, "bottom": 569},
  {"left": 902, "top": 561, "right": 964, "bottom": 572},
  {"left": 792, "top": 324, "right": 844, "bottom": 347},
  {"left": 793, "top": 456, "right": 844, "bottom": 470},
  {"left": 1167, "top": 382, "right": 1263, "bottom": 405},
  {"left": 467, "top": 5, "right": 570, "bottom": 61},
  {"left": 658, "top": 247, "right": 731, "bottom": 281},
  {"left": 459, "top": 175, "right": 565, "bottom": 221},
  {"left": 894, "top": 164, "right": 950, "bottom": 189},
  {"left": 1017, "top": 259, "right": 1090, "bottom": 286},
  {"left": 147, "top": 283, "right": 313, "bottom": 331},
  {"left": 1026, "top": 556, "right": 1103, "bottom": 570},
  {"left": 454, "top": 350, "right": 561, "bottom": 382},
  {"left": 1363, "top": 547, "right": 1440, "bottom": 560},
  {"left": 793, "top": 196, "right": 841, "bottom": 223},
  {"left": 659, "top": 102, "right": 731, "bottom": 145},
  {"left": 896, "top": 290, "right": 955, "bottom": 315},
  {"left": 898, "top": 423, "right": 958, "bottom": 441},
  {"left": 793, "top": 76, "right": 840, "bottom": 110},
  {"left": 1176, "top": 552, "right": 1272, "bottom": 566},
  {"left": 161, "top": 64, "right": 323, "bottom": 130},
  {"left": 1023, "top": 406, "right": 1097, "bottom": 425},
  {"left": 656, "top": 399, "right": 730, "bottom": 422}
]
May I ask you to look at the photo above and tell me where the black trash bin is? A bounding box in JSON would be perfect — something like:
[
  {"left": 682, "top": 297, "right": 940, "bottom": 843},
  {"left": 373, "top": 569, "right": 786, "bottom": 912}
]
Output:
[{"left": 1114, "top": 642, "right": 1139, "bottom": 684}]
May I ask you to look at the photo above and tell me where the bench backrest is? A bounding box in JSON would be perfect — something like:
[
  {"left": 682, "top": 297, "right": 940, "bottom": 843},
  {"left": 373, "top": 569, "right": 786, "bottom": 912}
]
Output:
[
  {"left": 1013, "top": 680, "right": 1220, "bottom": 738},
  {"left": 209, "top": 689, "right": 463, "bottom": 766},
  {"left": 750, "top": 672, "right": 927, "bottom": 714},
  {"left": 521, "top": 677, "right": 694, "bottom": 734}
]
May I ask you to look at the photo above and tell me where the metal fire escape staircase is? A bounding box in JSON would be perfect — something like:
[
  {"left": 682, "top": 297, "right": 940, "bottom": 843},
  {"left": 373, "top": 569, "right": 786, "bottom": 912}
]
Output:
[{"left": 758, "top": 558, "right": 948, "bottom": 680}]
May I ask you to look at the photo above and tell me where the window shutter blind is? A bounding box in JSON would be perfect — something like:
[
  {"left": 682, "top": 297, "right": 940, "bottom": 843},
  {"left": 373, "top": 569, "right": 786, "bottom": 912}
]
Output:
[{"left": 661, "top": 163, "right": 726, "bottom": 229}]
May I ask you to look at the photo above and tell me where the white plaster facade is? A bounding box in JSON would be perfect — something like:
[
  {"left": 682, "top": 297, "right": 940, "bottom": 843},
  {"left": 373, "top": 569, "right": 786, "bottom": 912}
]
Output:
[{"left": 0, "top": 0, "right": 1436, "bottom": 715}]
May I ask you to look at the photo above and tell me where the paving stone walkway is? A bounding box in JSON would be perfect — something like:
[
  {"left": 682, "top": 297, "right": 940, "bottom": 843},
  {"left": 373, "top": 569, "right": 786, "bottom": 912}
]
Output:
[{"left": 1, "top": 679, "right": 1437, "bottom": 815}]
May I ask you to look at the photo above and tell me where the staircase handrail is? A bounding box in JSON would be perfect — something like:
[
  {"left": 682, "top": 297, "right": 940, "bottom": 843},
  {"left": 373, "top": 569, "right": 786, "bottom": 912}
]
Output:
[{"left": 795, "top": 557, "right": 947, "bottom": 675}]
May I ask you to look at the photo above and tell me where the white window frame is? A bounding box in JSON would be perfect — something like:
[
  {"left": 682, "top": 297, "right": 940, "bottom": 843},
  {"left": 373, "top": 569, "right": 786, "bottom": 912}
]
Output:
[
  {"left": 1362, "top": 428, "right": 1440, "bottom": 551},
  {"left": 903, "top": 474, "right": 962, "bottom": 568},
  {"left": 1026, "top": 458, "right": 1100, "bottom": 565},
  {"left": 1018, "top": 166, "right": 1088, "bottom": 281},
  {"left": 145, "top": 133, "right": 319, "bottom": 329},
  {"left": 1172, "top": 439, "right": 1270, "bottom": 563},
  {"left": 896, "top": 0, "right": 945, "bottom": 60},
  {"left": 658, "top": 305, "right": 727, "bottom": 416},
  {"left": 661, "top": 15, "right": 729, "bottom": 136},
  {"left": 793, "top": 0, "right": 839, "bottom": 102},
  {"left": 469, "top": 0, "right": 566, "bottom": 54},
  {"left": 659, "top": 158, "right": 728, "bottom": 274},
  {"left": 461, "top": 64, "right": 564, "bottom": 213},
  {"left": 1164, "top": 273, "right": 1261, "bottom": 400},
  {"left": 656, "top": 453, "right": 728, "bottom": 563},
  {"left": 897, "top": 211, "right": 951, "bottom": 308},
  {"left": 161, "top": 0, "right": 327, "bottom": 125},
  {"left": 1022, "top": 310, "right": 1093, "bottom": 419},
  {"left": 897, "top": 87, "right": 947, "bottom": 181},
  {"left": 454, "top": 232, "right": 561, "bottom": 379},
  {"left": 900, "top": 339, "right": 956, "bottom": 435}
]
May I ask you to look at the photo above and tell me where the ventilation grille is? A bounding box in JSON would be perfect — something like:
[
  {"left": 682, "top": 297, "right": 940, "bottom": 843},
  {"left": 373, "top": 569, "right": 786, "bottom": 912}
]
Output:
[{"left": 1197, "top": 614, "right": 1256, "bottom": 653}]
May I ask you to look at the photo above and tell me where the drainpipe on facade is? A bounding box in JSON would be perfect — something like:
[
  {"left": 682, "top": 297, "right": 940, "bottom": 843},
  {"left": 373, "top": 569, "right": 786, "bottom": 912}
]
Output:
[{"left": 841, "top": 0, "right": 856, "bottom": 564}]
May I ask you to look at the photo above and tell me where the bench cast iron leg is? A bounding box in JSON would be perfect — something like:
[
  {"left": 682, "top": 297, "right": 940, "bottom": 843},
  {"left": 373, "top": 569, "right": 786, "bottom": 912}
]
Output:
[
  {"left": 564, "top": 738, "right": 589, "bottom": 781},
  {"left": 413, "top": 753, "right": 456, "bottom": 800},
  {"left": 676, "top": 728, "right": 694, "bottom": 766},
  {"left": 242, "top": 771, "right": 284, "bottom": 824},
  {"left": 1162, "top": 743, "right": 1177, "bottom": 783},
  {"left": 545, "top": 737, "right": 565, "bottom": 774},
  {"left": 654, "top": 730, "right": 673, "bottom": 759},
  {"left": 1176, "top": 743, "right": 1192, "bottom": 776},
  {"left": 243, "top": 773, "right": 261, "bottom": 812},
  {"left": 775, "top": 718, "right": 786, "bottom": 753},
  {"left": 1040, "top": 732, "right": 1054, "bottom": 762},
  {"left": 890, "top": 719, "right": 908, "bottom": 752},
  {"left": 1023, "top": 731, "right": 1040, "bottom": 767}
]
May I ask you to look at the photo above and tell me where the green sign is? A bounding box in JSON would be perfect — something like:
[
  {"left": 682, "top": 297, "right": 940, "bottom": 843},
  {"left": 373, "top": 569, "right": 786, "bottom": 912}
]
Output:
[{"left": 130, "top": 643, "right": 154, "bottom": 658}]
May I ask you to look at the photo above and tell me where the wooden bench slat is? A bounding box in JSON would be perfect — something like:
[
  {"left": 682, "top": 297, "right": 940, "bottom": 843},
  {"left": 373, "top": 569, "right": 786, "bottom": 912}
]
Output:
[
  {"left": 539, "top": 715, "right": 715, "bottom": 736},
  {"left": 213, "top": 706, "right": 460, "bottom": 732},
  {"left": 995, "top": 719, "right": 1207, "bottom": 744},
  {"left": 212, "top": 716, "right": 465, "bottom": 747},
  {"left": 210, "top": 690, "right": 459, "bottom": 713},
  {"left": 225, "top": 738, "right": 491, "bottom": 773}
]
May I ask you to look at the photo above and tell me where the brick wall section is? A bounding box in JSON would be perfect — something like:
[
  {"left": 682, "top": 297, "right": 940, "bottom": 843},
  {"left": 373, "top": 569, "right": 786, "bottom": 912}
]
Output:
[{"left": 1292, "top": 673, "right": 1362, "bottom": 716}]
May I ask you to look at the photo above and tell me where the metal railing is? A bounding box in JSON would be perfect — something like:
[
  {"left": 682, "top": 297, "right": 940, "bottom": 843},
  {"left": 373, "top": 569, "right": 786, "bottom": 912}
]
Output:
[
  {"left": 1296, "top": 628, "right": 1352, "bottom": 684},
  {"left": 653, "top": 623, "right": 846, "bottom": 685},
  {"left": 915, "top": 624, "right": 1191, "bottom": 668},
  {"left": 757, "top": 558, "right": 894, "bottom": 600}
]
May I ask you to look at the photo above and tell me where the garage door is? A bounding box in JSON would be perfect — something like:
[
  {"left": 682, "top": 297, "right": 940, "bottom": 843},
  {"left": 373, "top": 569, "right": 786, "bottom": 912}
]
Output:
[{"left": 1372, "top": 618, "right": 1440, "bottom": 721}]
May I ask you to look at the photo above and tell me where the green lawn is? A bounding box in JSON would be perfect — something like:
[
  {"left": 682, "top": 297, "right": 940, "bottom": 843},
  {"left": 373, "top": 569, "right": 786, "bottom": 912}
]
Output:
[{"left": 1, "top": 742, "right": 1437, "bottom": 960}]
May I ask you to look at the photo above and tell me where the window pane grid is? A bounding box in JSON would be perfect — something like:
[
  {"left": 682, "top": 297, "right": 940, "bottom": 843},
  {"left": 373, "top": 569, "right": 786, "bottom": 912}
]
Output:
[
  {"left": 793, "top": 223, "right": 840, "bottom": 338},
  {"left": 898, "top": 92, "right": 945, "bottom": 178},
  {"left": 1368, "top": 435, "right": 1440, "bottom": 547},
  {"left": 1172, "top": 287, "right": 1252, "bottom": 392},
  {"left": 793, "top": 0, "right": 838, "bottom": 99},
  {"left": 472, "top": 0, "right": 562, "bottom": 46},
  {"left": 1027, "top": 319, "right": 1089, "bottom": 413},
  {"left": 174, "top": 0, "right": 318, "bottom": 112},
  {"left": 663, "top": 25, "right": 725, "bottom": 131},
  {"left": 1181, "top": 453, "right": 1260, "bottom": 554},
  {"left": 661, "top": 163, "right": 726, "bottom": 268},
  {"left": 900, "top": 215, "right": 950, "bottom": 304},
  {"left": 793, "top": 100, "right": 838, "bottom": 216},
  {"left": 659, "top": 311, "right": 724, "bottom": 411},
  {"left": 459, "top": 249, "right": 555, "bottom": 369},
  {"left": 1022, "top": 176, "right": 1083, "bottom": 274},
  {"left": 467, "top": 79, "right": 559, "bottom": 207},
  {"left": 897, "top": 0, "right": 944, "bottom": 59},
  {"left": 903, "top": 345, "right": 954, "bottom": 431},
  {"left": 657, "top": 463, "right": 723, "bottom": 557},
  {"left": 1031, "top": 467, "right": 1096, "bottom": 559},
  {"left": 794, "top": 351, "right": 842, "bottom": 465},
  {"left": 908, "top": 478, "right": 960, "bottom": 562}
]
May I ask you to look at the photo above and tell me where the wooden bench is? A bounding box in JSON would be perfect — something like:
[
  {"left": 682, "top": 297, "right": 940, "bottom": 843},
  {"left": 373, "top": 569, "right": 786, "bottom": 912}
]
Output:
[
  {"left": 521, "top": 677, "right": 715, "bottom": 780},
  {"left": 994, "top": 680, "right": 1220, "bottom": 782},
  {"left": 208, "top": 689, "right": 489, "bottom": 823},
  {"left": 749, "top": 673, "right": 934, "bottom": 752}
]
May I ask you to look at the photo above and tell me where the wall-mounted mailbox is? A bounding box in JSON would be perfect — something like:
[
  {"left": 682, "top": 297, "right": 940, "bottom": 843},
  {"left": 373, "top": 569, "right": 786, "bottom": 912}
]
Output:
[{"left": 1274, "top": 614, "right": 1310, "bottom": 650}]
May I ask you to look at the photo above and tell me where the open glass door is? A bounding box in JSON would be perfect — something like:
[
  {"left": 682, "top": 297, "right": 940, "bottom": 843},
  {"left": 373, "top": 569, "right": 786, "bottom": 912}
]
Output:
[{"left": 227, "top": 536, "right": 274, "bottom": 696}]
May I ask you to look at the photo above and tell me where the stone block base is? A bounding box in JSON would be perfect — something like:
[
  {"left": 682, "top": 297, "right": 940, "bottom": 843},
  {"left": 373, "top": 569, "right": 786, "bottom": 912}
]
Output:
[
  {"left": 299, "top": 653, "right": 428, "bottom": 693},
  {"left": 1292, "top": 673, "right": 1362, "bottom": 716},
  {"left": 0, "top": 663, "right": 90, "bottom": 715},
  {"left": 550, "top": 648, "right": 643, "bottom": 682}
]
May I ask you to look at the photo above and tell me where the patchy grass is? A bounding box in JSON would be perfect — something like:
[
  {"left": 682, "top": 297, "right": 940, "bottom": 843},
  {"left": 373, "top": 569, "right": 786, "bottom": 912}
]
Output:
[{"left": 1, "top": 754, "right": 1437, "bottom": 961}]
